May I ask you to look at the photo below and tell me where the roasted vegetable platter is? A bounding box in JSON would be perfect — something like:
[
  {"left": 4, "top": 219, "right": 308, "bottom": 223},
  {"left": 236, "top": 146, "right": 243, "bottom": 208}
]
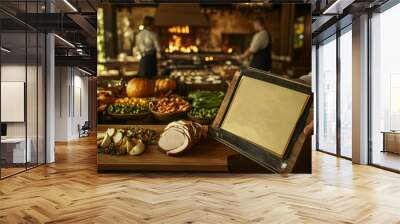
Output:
[
  {"left": 97, "top": 127, "right": 159, "bottom": 156},
  {"left": 98, "top": 120, "right": 206, "bottom": 157}
]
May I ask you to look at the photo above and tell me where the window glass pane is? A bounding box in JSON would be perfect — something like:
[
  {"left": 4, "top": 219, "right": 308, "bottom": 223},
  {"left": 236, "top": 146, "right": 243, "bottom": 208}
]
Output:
[
  {"left": 371, "top": 3, "right": 400, "bottom": 171},
  {"left": 1, "top": 31, "right": 28, "bottom": 177},
  {"left": 339, "top": 28, "right": 352, "bottom": 158},
  {"left": 0, "top": 0, "right": 46, "bottom": 179},
  {"left": 317, "top": 36, "right": 337, "bottom": 154}
]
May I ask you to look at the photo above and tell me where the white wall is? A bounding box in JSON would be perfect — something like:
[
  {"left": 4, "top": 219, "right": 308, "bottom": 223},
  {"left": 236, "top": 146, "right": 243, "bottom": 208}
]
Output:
[
  {"left": 54, "top": 67, "right": 89, "bottom": 141},
  {"left": 72, "top": 73, "right": 89, "bottom": 138},
  {"left": 55, "top": 67, "right": 69, "bottom": 141}
]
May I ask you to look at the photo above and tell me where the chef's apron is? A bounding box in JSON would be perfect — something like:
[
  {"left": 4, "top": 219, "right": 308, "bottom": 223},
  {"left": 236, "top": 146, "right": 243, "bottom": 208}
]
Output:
[
  {"left": 250, "top": 41, "right": 271, "bottom": 71},
  {"left": 138, "top": 50, "right": 157, "bottom": 79}
]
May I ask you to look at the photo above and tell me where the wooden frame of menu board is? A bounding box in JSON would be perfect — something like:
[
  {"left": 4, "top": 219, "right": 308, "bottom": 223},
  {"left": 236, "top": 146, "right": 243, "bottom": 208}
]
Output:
[{"left": 210, "top": 68, "right": 313, "bottom": 173}]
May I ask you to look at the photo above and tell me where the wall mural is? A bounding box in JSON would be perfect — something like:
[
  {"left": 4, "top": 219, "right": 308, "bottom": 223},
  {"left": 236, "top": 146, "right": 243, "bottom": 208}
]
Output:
[{"left": 97, "top": 3, "right": 312, "bottom": 173}]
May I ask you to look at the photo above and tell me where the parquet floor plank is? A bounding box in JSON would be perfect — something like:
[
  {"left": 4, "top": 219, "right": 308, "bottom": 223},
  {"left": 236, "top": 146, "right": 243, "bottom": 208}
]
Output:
[{"left": 0, "top": 136, "right": 399, "bottom": 223}]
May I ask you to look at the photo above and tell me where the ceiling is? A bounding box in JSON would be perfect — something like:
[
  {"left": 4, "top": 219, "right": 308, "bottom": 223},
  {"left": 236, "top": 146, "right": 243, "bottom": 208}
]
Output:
[
  {"left": 0, "top": 0, "right": 394, "bottom": 73},
  {"left": 0, "top": 0, "right": 96, "bottom": 13},
  {"left": 0, "top": 0, "right": 97, "bottom": 74},
  {"left": 1, "top": 32, "right": 45, "bottom": 64},
  {"left": 311, "top": 0, "right": 390, "bottom": 43}
]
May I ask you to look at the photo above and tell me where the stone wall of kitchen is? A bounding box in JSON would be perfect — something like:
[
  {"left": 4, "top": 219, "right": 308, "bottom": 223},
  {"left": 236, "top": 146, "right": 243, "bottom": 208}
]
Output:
[
  {"left": 202, "top": 8, "right": 281, "bottom": 53},
  {"left": 111, "top": 5, "right": 310, "bottom": 76},
  {"left": 115, "top": 6, "right": 282, "bottom": 54}
]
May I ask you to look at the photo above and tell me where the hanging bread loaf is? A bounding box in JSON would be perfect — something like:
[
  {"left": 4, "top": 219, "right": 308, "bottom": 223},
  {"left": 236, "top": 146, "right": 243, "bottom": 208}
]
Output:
[{"left": 158, "top": 120, "right": 207, "bottom": 156}]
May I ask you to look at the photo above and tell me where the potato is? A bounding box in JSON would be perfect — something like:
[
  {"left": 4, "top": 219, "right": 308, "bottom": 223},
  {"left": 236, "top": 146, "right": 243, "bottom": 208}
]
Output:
[
  {"left": 100, "top": 134, "right": 112, "bottom": 148},
  {"left": 106, "top": 128, "right": 116, "bottom": 137}
]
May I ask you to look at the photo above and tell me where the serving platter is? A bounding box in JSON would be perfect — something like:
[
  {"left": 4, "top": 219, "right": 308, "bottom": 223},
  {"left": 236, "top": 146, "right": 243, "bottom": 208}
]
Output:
[{"left": 97, "top": 125, "right": 237, "bottom": 172}]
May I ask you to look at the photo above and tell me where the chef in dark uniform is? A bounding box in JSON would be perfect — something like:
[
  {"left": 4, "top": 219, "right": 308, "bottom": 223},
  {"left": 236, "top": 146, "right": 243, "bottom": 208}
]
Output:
[
  {"left": 136, "top": 16, "right": 161, "bottom": 79},
  {"left": 235, "top": 17, "right": 272, "bottom": 71}
]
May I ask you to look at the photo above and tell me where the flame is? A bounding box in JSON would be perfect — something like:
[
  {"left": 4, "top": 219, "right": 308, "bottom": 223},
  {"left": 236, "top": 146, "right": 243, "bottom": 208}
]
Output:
[
  {"left": 168, "top": 26, "right": 190, "bottom": 34},
  {"left": 165, "top": 35, "right": 199, "bottom": 53}
]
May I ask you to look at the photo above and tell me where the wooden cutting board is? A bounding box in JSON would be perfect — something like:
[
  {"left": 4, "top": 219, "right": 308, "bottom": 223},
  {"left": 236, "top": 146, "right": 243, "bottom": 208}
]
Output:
[{"left": 97, "top": 125, "right": 237, "bottom": 172}]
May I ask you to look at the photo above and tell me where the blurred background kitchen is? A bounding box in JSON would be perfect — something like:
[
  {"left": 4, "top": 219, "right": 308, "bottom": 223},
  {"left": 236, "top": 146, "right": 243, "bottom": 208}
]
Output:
[{"left": 97, "top": 3, "right": 311, "bottom": 124}]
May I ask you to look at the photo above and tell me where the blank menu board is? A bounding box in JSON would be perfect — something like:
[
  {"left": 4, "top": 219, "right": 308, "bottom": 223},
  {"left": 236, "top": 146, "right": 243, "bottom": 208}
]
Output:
[{"left": 221, "top": 76, "right": 310, "bottom": 158}]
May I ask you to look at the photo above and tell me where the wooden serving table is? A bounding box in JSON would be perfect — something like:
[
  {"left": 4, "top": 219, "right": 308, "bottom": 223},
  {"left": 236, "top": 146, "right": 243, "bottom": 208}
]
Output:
[{"left": 97, "top": 125, "right": 238, "bottom": 172}]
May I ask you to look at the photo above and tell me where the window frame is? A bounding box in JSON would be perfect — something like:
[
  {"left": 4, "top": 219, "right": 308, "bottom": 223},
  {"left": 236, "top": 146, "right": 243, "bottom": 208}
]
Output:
[
  {"left": 0, "top": 1, "right": 48, "bottom": 180},
  {"left": 315, "top": 23, "right": 353, "bottom": 160}
]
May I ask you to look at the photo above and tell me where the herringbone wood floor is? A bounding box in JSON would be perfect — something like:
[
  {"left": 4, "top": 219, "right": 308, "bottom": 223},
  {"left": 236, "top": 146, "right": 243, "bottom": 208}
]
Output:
[{"left": 1, "top": 136, "right": 400, "bottom": 224}]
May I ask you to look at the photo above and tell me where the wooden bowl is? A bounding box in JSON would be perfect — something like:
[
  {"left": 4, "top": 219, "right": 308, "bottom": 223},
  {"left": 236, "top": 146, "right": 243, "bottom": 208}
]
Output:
[{"left": 149, "top": 102, "right": 190, "bottom": 122}]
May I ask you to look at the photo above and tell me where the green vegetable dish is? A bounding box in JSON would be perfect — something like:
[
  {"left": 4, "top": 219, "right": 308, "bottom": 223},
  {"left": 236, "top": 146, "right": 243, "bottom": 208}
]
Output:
[
  {"left": 188, "top": 91, "right": 225, "bottom": 109},
  {"left": 188, "top": 91, "right": 225, "bottom": 121},
  {"left": 190, "top": 107, "right": 219, "bottom": 120}
]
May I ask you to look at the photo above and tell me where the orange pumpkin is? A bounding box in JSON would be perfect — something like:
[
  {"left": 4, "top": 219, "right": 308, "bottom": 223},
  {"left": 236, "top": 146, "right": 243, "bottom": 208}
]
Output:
[
  {"left": 126, "top": 78, "right": 155, "bottom": 98},
  {"left": 155, "top": 78, "right": 177, "bottom": 94}
]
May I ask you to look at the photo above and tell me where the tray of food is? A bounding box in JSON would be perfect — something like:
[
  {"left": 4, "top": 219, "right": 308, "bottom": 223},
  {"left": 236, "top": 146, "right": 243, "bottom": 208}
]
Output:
[
  {"left": 170, "top": 69, "right": 223, "bottom": 85},
  {"left": 211, "top": 64, "right": 240, "bottom": 81},
  {"left": 150, "top": 95, "right": 191, "bottom": 122}
]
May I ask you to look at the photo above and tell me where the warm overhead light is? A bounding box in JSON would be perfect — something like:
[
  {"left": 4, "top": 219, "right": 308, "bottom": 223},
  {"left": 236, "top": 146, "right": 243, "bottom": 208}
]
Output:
[
  {"left": 78, "top": 67, "right": 93, "bottom": 76},
  {"left": 1, "top": 47, "right": 11, "bottom": 53},
  {"left": 63, "top": 0, "right": 78, "bottom": 12},
  {"left": 139, "top": 25, "right": 144, "bottom": 30},
  {"left": 54, "top": 34, "right": 75, "bottom": 48}
]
